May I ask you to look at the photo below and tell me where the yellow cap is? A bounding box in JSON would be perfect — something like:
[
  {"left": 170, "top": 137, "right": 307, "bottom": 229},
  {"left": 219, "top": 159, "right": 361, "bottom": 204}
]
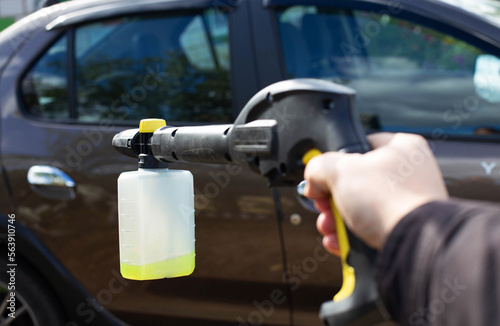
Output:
[{"left": 139, "top": 119, "right": 166, "bottom": 133}]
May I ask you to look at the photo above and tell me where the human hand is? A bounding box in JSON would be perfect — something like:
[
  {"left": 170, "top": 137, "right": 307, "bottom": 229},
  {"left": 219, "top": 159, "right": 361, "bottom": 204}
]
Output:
[{"left": 303, "top": 133, "right": 449, "bottom": 252}]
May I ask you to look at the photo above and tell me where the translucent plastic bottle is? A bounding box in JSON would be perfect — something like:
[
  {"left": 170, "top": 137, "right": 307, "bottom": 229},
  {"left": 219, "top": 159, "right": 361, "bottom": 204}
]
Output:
[{"left": 117, "top": 119, "right": 195, "bottom": 280}]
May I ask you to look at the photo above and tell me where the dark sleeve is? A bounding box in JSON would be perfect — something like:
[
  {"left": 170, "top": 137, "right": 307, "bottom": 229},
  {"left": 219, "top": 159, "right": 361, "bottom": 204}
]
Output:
[{"left": 376, "top": 199, "right": 500, "bottom": 326}]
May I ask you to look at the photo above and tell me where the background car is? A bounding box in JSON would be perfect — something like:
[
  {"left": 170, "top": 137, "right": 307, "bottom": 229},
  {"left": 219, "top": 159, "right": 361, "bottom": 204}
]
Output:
[{"left": 0, "top": 0, "right": 499, "bottom": 325}]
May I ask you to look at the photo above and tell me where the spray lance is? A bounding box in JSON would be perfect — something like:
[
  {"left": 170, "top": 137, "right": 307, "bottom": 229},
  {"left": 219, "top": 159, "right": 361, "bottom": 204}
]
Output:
[{"left": 112, "top": 79, "right": 390, "bottom": 325}]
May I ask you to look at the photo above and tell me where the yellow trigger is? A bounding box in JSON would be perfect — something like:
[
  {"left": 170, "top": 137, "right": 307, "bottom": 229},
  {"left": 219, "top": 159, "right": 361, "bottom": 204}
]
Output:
[{"left": 301, "top": 149, "right": 356, "bottom": 302}]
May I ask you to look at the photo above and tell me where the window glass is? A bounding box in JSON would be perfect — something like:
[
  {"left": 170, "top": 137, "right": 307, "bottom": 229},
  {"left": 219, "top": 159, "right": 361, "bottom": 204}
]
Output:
[
  {"left": 278, "top": 6, "right": 500, "bottom": 136},
  {"left": 75, "top": 9, "right": 232, "bottom": 123},
  {"left": 22, "top": 35, "right": 69, "bottom": 119}
]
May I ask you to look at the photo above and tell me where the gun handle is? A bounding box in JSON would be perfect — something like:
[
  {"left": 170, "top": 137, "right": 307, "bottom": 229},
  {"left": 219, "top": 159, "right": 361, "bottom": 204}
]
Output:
[
  {"left": 302, "top": 150, "right": 388, "bottom": 325},
  {"left": 320, "top": 199, "right": 387, "bottom": 325}
]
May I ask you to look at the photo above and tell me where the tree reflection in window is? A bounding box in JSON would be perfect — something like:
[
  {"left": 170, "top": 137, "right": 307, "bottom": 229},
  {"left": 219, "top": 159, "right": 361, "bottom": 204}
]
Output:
[
  {"left": 75, "top": 10, "right": 231, "bottom": 124},
  {"left": 277, "top": 6, "right": 500, "bottom": 135}
]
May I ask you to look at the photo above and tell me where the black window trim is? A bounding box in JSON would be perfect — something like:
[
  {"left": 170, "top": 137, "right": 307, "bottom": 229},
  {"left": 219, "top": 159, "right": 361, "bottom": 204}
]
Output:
[
  {"left": 66, "top": 28, "right": 77, "bottom": 120},
  {"left": 45, "top": 0, "right": 228, "bottom": 31}
]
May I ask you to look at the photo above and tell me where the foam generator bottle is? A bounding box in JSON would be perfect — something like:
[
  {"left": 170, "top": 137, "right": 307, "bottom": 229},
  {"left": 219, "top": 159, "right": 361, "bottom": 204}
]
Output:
[{"left": 117, "top": 119, "right": 195, "bottom": 280}]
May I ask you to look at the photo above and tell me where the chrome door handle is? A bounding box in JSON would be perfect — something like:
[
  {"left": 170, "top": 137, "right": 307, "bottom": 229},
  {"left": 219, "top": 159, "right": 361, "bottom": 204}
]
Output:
[
  {"left": 28, "top": 165, "right": 75, "bottom": 187},
  {"left": 27, "top": 165, "right": 76, "bottom": 200}
]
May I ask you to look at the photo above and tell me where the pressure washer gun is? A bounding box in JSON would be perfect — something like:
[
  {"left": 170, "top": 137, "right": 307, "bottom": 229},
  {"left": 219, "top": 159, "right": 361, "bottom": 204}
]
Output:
[{"left": 112, "top": 79, "right": 389, "bottom": 325}]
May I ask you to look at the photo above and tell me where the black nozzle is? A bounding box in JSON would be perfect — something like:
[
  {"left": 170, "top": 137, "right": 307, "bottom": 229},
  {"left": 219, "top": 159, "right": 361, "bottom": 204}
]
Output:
[{"left": 138, "top": 131, "right": 168, "bottom": 169}]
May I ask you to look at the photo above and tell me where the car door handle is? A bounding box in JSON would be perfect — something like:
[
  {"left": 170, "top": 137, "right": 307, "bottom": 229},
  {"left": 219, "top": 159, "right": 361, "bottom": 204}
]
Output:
[{"left": 27, "top": 165, "right": 76, "bottom": 200}]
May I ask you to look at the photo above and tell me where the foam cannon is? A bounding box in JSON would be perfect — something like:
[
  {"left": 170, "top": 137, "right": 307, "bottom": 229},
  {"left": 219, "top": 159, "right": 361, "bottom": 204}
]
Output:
[{"left": 113, "top": 79, "right": 389, "bottom": 325}]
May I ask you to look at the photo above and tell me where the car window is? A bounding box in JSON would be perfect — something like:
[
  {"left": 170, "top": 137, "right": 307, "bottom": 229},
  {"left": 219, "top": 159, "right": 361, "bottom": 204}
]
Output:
[
  {"left": 277, "top": 6, "right": 500, "bottom": 136},
  {"left": 22, "top": 9, "right": 232, "bottom": 124},
  {"left": 21, "top": 35, "right": 69, "bottom": 119}
]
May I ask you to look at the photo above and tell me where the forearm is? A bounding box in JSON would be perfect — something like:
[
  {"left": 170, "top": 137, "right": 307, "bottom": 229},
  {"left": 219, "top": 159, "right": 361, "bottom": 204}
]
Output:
[{"left": 377, "top": 199, "right": 500, "bottom": 326}]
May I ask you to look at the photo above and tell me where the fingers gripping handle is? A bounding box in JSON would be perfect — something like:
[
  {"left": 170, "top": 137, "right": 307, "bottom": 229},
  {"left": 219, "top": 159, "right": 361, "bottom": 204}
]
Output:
[{"left": 303, "top": 150, "right": 388, "bottom": 326}]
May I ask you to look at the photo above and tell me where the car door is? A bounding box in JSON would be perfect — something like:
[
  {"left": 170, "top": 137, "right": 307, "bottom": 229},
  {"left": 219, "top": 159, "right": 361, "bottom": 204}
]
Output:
[
  {"left": 252, "top": 0, "right": 500, "bottom": 324},
  {"left": 1, "top": 1, "right": 291, "bottom": 325}
]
